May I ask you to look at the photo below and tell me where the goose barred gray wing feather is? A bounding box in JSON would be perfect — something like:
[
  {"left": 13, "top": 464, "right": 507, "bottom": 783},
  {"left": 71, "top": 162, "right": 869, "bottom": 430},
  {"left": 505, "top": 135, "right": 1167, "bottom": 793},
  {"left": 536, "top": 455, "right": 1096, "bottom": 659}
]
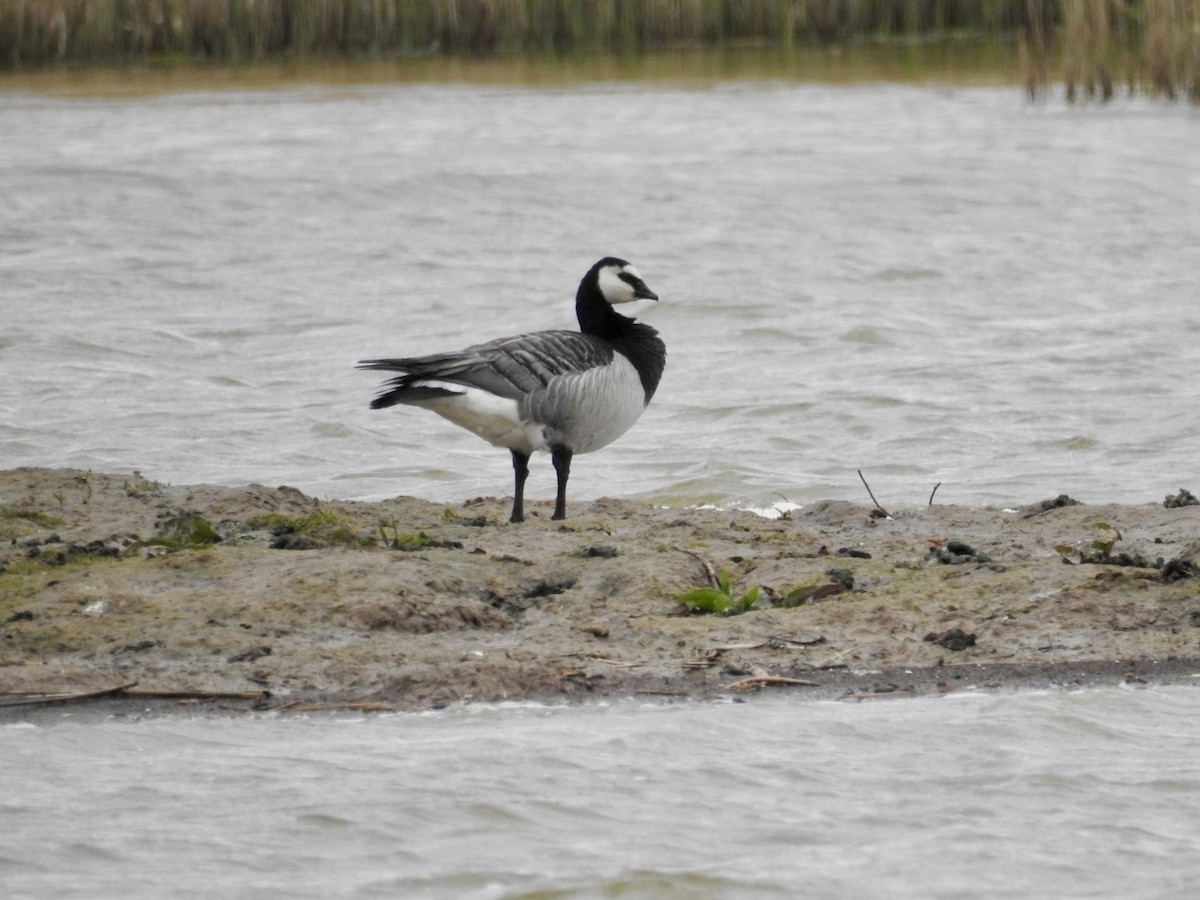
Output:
[{"left": 361, "top": 330, "right": 615, "bottom": 409}]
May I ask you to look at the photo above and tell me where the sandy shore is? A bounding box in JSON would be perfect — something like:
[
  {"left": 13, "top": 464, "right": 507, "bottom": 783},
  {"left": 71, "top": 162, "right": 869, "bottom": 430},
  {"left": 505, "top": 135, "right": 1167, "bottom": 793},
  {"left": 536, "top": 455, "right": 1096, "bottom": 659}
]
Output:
[{"left": 2, "top": 467, "right": 1198, "bottom": 720}]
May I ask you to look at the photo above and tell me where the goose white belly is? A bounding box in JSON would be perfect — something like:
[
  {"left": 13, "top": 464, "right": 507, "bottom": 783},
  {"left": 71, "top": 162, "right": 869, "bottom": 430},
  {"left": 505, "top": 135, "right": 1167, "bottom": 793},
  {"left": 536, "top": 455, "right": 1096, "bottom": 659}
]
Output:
[
  {"left": 417, "top": 382, "right": 547, "bottom": 455},
  {"left": 414, "top": 352, "right": 648, "bottom": 457}
]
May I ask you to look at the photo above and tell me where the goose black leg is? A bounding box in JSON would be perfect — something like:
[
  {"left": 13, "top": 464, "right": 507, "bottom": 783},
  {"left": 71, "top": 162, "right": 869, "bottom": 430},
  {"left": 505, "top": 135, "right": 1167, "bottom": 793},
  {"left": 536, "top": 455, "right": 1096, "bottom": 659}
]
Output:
[
  {"left": 551, "top": 446, "right": 573, "bottom": 520},
  {"left": 510, "top": 449, "right": 530, "bottom": 524}
]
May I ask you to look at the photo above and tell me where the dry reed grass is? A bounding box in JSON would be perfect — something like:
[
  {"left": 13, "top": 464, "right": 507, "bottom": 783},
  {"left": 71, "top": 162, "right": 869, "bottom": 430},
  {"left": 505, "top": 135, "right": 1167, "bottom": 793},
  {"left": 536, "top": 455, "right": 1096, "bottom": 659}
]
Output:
[
  {"left": 1, "top": 0, "right": 1197, "bottom": 101},
  {"left": 0, "top": 0, "right": 1032, "bottom": 62},
  {"left": 1023, "top": 0, "right": 1200, "bottom": 101}
]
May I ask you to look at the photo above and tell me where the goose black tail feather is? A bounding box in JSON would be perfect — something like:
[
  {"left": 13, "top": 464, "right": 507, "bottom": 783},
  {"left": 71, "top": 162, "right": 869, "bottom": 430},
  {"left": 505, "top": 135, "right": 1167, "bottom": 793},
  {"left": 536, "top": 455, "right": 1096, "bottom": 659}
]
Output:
[
  {"left": 358, "top": 358, "right": 412, "bottom": 373},
  {"left": 361, "top": 358, "right": 459, "bottom": 409},
  {"left": 370, "top": 382, "right": 463, "bottom": 410}
]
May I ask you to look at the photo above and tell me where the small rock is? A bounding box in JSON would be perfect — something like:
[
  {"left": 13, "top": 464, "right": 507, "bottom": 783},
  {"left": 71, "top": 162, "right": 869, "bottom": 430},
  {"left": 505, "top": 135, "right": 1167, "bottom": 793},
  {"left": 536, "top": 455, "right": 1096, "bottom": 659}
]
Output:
[
  {"left": 447, "top": 514, "right": 489, "bottom": 527},
  {"left": 115, "top": 640, "right": 158, "bottom": 654},
  {"left": 524, "top": 579, "right": 575, "bottom": 599},
  {"left": 928, "top": 541, "right": 991, "bottom": 565},
  {"left": 228, "top": 646, "right": 272, "bottom": 664},
  {"left": 582, "top": 546, "right": 619, "bottom": 559},
  {"left": 837, "top": 547, "right": 871, "bottom": 559},
  {"left": 775, "top": 632, "right": 826, "bottom": 647},
  {"left": 1164, "top": 488, "right": 1198, "bottom": 509},
  {"left": 1161, "top": 558, "right": 1199, "bottom": 582},
  {"left": 924, "top": 628, "right": 977, "bottom": 651},
  {"left": 1041, "top": 494, "right": 1080, "bottom": 509},
  {"left": 780, "top": 578, "right": 849, "bottom": 607},
  {"left": 1023, "top": 494, "right": 1081, "bottom": 516},
  {"left": 270, "top": 534, "right": 320, "bottom": 550},
  {"left": 826, "top": 568, "right": 856, "bottom": 590}
]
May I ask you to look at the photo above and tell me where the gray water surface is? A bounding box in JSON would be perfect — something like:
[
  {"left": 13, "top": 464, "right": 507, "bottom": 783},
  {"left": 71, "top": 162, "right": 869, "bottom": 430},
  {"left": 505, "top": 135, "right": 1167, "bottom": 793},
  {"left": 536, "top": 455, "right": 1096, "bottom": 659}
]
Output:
[
  {"left": 3, "top": 687, "right": 1199, "bottom": 899},
  {"left": 3, "top": 82, "right": 1198, "bottom": 510}
]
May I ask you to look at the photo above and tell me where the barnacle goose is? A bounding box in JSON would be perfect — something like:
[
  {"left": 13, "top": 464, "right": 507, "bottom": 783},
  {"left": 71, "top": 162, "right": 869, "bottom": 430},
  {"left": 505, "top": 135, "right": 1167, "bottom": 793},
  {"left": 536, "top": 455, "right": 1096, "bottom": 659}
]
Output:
[{"left": 359, "top": 257, "right": 665, "bottom": 523}]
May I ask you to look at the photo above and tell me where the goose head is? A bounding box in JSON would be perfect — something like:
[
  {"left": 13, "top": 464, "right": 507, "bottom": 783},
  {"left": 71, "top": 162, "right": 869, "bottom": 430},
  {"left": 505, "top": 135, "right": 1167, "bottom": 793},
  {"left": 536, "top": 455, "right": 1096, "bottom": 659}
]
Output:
[{"left": 594, "top": 257, "right": 659, "bottom": 305}]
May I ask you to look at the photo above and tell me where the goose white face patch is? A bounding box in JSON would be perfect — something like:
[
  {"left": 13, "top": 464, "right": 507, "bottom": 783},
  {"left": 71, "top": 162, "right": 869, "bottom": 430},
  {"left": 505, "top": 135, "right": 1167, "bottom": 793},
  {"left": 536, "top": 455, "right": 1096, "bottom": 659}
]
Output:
[{"left": 597, "top": 264, "right": 645, "bottom": 304}]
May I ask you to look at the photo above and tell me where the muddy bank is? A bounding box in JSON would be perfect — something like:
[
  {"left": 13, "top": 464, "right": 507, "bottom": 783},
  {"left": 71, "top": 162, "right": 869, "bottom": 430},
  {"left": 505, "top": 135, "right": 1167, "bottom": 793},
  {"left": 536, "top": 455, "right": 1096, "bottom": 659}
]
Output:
[{"left": 2, "top": 468, "right": 1198, "bottom": 719}]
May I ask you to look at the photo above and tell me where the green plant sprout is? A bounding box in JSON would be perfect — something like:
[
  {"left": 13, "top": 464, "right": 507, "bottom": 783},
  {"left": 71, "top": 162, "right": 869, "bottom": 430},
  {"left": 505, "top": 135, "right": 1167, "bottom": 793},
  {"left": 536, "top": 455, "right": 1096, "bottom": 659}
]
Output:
[
  {"left": 1091, "top": 522, "right": 1122, "bottom": 559},
  {"left": 675, "top": 569, "right": 761, "bottom": 615}
]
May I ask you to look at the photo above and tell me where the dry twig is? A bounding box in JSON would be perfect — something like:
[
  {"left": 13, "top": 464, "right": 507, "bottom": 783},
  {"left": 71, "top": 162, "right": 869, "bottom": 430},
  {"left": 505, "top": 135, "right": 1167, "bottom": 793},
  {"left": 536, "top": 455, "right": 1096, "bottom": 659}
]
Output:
[
  {"left": 707, "top": 640, "right": 770, "bottom": 651},
  {"left": 584, "top": 656, "right": 643, "bottom": 668},
  {"left": 857, "top": 469, "right": 891, "bottom": 518},
  {"left": 674, "top": 546, "right": 720, "bottom": 589}
]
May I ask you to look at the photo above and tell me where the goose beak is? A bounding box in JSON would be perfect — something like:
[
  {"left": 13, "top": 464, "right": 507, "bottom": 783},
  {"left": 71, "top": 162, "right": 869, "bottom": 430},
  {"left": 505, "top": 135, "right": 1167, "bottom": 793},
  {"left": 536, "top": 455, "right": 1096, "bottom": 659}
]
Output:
[{"left": 632, "top": 280, "right": 659, "bottom": 302}]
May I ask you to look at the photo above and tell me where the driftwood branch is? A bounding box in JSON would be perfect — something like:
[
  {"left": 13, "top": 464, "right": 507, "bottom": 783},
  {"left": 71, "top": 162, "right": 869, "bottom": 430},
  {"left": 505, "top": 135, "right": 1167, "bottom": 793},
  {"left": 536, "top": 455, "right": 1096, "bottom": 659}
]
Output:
[
  {"left": 724, "top": 674, "right": 820, "bottom": 692},
  {"left": 123, "top": 688, "right": 270, "bottom": 701},
  {"left": 269, "top": 700, "right": 400, "bottom": 713},
  {"left": 928, "top": 482, "right": 943, "bottom": 506},
  {"left": 0, "top": 683, "right": 270, "bottom": 709},
  {"left": 0, "top": 680, "right": 139, "bottom": 708}
]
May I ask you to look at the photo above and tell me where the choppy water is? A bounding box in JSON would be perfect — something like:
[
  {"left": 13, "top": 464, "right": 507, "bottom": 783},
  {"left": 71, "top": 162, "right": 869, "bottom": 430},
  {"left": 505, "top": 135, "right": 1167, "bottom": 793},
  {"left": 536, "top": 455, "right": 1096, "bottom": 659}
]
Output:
[
  {"left": 3, "top": 78, "right": 1198, "bottom": 511},
  {"left": 3, "top": 688, "right": 1200, "bottom": 899}
]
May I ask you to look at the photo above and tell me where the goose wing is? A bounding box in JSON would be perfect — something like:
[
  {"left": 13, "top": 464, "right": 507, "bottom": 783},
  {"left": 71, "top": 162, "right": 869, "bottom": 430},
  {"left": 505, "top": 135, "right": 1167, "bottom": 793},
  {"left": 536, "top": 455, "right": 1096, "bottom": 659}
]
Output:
[{"left": 360, "top": 330, "right": 615, "bottom": 409}]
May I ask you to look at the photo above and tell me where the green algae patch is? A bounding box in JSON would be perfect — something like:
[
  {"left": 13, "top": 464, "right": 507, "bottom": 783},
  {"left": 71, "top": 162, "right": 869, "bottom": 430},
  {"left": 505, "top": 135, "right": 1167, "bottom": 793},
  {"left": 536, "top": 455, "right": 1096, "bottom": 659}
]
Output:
[
  {"left": 0, "top": 508, "right": 63, "bottom": 528},
  {"left": 378, "top": 518, "right": 465, "bottom": 552},
  {"left": 249, "top": 508, "right": 375, "bottom": 550},
  {"left": 145, "top": 514, "right": 223, "bottom": 551},
  {"left": 0, "top": 507, "right": 64, "bottom": 541}
]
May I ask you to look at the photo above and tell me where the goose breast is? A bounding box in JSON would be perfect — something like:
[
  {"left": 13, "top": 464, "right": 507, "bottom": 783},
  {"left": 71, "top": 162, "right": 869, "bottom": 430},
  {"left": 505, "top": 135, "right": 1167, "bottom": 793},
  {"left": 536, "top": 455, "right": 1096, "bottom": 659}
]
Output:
[{"left": 528, "top": 350, "right": 648, "bottom": 454}]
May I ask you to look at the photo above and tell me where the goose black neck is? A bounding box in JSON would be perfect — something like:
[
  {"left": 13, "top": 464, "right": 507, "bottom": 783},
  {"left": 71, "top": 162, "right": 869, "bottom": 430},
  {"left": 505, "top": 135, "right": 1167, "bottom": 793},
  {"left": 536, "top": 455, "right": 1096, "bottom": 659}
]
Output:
[
  {"left": 575, "top": 276, "right": 666, "bottom": 404},
  {"left": 576, "top": 281, "right": 635, "bottom": 339}
]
